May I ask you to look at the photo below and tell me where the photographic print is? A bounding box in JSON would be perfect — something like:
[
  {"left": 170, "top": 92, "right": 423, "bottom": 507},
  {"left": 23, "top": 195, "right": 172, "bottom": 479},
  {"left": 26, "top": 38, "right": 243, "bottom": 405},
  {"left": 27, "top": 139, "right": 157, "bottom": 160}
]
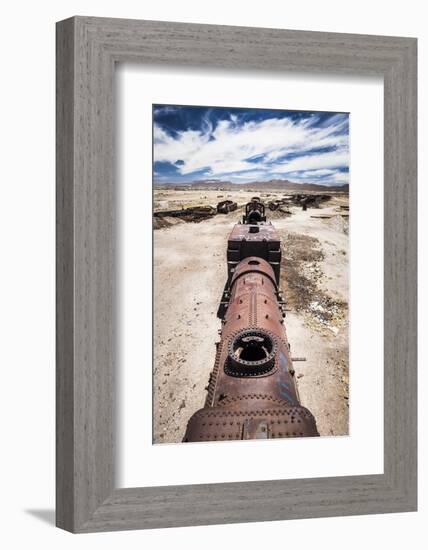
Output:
[{"left": 153, "top": 104, "right": 349, "bottom": 443}]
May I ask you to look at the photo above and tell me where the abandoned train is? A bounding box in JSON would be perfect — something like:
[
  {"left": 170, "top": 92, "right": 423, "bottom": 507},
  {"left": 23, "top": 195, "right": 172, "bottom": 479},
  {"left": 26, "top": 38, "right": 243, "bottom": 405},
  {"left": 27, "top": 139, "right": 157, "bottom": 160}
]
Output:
[{"left": 183, "top": 198, "right": 319, "bottom": 442}]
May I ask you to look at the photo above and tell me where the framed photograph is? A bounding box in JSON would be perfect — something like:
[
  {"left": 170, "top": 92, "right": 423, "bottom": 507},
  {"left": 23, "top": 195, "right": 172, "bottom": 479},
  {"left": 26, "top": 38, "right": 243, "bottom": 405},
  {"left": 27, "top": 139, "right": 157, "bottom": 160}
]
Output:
[
  {"left": 56, "top": 16, "right": 417, "bottom": 532},
  {"left": 151, "top": 103, "right": 350, "bottom": 446}
]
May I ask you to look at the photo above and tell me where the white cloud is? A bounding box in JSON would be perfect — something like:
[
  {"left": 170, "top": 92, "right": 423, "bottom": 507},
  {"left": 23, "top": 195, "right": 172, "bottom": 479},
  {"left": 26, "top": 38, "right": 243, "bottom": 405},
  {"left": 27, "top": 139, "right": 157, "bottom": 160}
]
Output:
[
  {"left": 272, "top": 149, "right": 349, "bottom": 174},
  {"left": 297, "top": 169, "right": 336, "bottom": 177},
  {"left": 154, "top": 113, "right": 348, "bottom": 183},
  {"left": 226, "top": 170, "right": 268, "bottom": 183},
  {"left": 329, "top": 171, "right": 349, "bottom": 185}
]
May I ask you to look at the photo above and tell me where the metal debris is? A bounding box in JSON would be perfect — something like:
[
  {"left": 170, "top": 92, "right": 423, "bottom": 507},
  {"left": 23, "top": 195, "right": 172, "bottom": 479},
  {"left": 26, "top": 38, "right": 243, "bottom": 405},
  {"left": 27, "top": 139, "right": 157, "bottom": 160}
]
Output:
[{"left": 217, "top": 200, "right": 238, "bottom": 214}]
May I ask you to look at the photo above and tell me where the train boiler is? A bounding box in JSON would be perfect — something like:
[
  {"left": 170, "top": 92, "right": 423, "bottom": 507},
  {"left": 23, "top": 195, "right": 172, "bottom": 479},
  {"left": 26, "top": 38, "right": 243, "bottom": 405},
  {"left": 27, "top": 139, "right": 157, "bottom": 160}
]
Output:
[{"left": 183, "top": 199, "right": 319, "bottom": 442}]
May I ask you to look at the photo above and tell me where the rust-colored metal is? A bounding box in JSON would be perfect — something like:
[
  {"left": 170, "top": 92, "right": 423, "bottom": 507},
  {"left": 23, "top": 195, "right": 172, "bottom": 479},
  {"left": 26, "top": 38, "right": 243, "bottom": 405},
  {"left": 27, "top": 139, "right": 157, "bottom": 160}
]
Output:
[
  {"left": 217, "top": 220, "right": 282, "bottom": 319},
  {"left": 183, "top": 255, "right": 319, "bottom": 442},
  {"left": 243, "top": 198, "right": 266, "bottom": 224},
  {"left": 217, "top": 200, "right": 238, "bottom": 214},
  {"left": 268, "top": 194, "right": 332, "bottom": 212},
  {"left": 268, "top": 200, "right": 280, "bottom": 211},
  {"left": 226, "top": 221, "right": 281, "bottom": 284},
  {"left": 153, "top": 205, "right": 216, "bottom": 222}
]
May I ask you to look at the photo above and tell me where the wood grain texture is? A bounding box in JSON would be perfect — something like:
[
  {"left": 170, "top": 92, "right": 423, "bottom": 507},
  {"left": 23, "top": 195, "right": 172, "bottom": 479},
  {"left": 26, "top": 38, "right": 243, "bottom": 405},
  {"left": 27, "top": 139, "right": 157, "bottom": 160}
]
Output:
[
  {"left": 56, "top": 16, "right": 417, "bottom": 532},
  {"left": 56, "top": 17, "right": 76, "bottom": 532}
]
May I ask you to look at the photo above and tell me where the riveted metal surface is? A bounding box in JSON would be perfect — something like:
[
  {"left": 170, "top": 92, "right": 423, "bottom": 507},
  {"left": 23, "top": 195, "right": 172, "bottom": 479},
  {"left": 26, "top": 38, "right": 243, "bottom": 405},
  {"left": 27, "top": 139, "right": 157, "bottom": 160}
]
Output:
[
  {"left": 183, "top": 404, "right": 318, "bottom": 441},
  {"left": 230, "top": 256, "right": 278, "bottom": 290},
  {"left": 225, "top": 328, "right": 278, "bottom": 377},
  {"left": 184, "top": 219, "right": 319, "bottom": 441},
  {"left": 227, "top": 226, "right": 281, "bottom": 285}
]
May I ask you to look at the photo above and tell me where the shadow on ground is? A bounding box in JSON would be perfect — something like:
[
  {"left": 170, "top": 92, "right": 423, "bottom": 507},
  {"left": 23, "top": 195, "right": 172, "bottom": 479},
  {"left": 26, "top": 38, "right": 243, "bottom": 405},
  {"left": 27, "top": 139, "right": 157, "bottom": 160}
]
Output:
[{"left": 25, "top": 509, "right": 55, "bottom": 526}]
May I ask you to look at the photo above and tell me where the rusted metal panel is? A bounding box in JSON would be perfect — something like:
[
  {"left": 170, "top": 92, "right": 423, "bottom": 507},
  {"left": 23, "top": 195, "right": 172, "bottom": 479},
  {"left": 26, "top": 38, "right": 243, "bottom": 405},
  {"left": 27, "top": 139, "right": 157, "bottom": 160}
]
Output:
[
  {"left": 184, "top": 256, "right": 319, "bottom": 442},
  {"left": 243, "top": 198, "right": 266, "bottom": 224},
  {"left": 217, "top": 200, "right": 238, "bottom": 214},
  {"left": 184, "top": 405, "right": 319, "bottom": 442},
  {"left": 153, "top": 205, "right": 216, "bottom": 221},
  {"left": 226, "top": 223, "right": 281, "bottom": 285}
]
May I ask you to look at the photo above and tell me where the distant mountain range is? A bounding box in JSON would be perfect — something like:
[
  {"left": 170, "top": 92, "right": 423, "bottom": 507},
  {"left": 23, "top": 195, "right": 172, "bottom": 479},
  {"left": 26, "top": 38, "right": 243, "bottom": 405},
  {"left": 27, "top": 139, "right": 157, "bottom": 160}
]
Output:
[{"left": 154, "top": 179, "right": 349, "bottom": 192}]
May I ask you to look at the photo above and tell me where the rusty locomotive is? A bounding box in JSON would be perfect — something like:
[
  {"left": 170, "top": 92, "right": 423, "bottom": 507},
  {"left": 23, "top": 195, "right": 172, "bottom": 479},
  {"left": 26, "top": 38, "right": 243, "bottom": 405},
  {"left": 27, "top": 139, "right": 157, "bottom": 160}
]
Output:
[{"left": 183, "top": 198, "right": 319, "bottom": 442}]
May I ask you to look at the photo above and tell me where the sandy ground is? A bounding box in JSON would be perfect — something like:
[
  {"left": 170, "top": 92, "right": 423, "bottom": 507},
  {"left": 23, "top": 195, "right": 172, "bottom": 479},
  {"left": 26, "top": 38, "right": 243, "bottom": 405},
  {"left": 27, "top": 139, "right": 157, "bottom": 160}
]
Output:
[{"left": 153, "top": 190, "right": 349, "bottom": 443}]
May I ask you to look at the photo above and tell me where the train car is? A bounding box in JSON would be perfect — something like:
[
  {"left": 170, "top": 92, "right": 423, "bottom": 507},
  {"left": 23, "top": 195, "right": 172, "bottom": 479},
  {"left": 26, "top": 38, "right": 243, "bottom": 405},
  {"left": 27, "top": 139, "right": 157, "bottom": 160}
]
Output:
[
  {"left": 183, "top": 200, "right": 319, "bottom": 442},
  {"left": 242, "top": 197, "right": 266, "bottom": 224}
]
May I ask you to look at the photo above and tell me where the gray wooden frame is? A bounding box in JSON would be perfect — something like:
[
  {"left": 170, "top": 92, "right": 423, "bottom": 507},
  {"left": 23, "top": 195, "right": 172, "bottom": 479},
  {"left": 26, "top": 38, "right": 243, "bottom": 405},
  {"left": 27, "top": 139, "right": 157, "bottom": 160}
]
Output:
[{"left": 56, "top": 16, "right": 417, "bottom": 533}]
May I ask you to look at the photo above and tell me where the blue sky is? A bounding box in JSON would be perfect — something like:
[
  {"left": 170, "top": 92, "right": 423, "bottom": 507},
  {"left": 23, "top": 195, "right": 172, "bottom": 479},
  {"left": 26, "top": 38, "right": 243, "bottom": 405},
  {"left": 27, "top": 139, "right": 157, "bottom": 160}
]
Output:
[{"left": 153, "top": 105, "right": 349, "bottom": 186}]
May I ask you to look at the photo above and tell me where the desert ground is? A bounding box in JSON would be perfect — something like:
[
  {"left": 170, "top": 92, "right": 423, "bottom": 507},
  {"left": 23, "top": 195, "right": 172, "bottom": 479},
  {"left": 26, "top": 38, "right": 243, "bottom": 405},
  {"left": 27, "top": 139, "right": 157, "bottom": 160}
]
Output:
[{"left": 153, "top": 188, "right": 349, "bottom": 443}]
